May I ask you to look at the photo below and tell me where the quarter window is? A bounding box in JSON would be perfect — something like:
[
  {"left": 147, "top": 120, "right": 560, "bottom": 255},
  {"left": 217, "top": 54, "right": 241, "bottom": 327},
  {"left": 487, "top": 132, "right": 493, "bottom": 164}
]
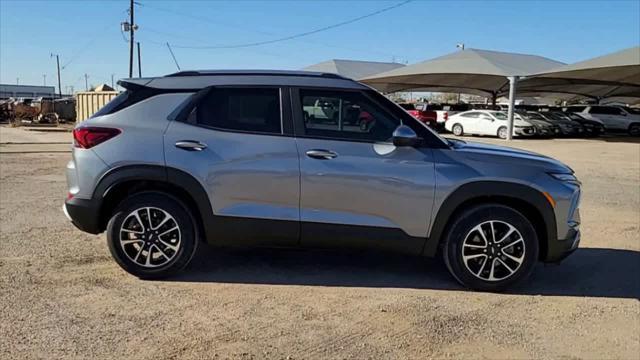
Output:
[
  {"left": 196, "top": 88, "right": 282, "bottom": 134},
  {"left": 299, "top": 90, "right": 399, "bottom": 142}
]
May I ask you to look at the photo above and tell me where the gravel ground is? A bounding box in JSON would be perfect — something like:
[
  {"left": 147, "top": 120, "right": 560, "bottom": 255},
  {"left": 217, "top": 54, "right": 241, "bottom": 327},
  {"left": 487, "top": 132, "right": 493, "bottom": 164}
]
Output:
[{"left": 1, "top": 129, "right": 639, "bottom": 359}]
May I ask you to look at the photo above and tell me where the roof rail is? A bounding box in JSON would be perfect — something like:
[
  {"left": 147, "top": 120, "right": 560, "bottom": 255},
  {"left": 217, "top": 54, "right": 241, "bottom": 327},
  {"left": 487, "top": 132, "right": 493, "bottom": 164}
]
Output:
[{"left": 164, "top": 70, "right": 347, "bottom": 80}]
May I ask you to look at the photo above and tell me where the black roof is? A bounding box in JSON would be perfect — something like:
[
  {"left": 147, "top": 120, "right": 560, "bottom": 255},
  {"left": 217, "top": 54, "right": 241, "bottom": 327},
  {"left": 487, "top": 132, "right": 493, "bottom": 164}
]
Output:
[{"left": 120, "top": 70, "right": 366, "bottom": 91}]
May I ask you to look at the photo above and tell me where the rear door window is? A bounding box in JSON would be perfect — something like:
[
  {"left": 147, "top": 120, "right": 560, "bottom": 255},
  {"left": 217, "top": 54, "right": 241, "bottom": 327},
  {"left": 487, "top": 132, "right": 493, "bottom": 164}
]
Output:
[{"left": 196, "top": 88, "right": 282, "bottom": 134}]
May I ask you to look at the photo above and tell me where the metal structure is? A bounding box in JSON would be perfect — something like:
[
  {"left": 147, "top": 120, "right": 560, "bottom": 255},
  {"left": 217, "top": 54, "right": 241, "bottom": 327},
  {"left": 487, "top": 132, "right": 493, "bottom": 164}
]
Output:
[
  {"left": 513, "top": 46, "right": 640, "bottom": 102},
  {"left": 361, "top": 49, "right": 564, "bottom": 140},
  {"left": 302, "top": 59, "right": 405, "bottom": 80}
]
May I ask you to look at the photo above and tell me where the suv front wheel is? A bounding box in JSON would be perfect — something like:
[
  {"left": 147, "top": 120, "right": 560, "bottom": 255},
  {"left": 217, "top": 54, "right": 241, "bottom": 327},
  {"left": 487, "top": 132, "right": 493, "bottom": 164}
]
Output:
[
  {"left": 106, "top": 192, "right": 198, "bottom": 279},
  {"left": 443, "top": 204, "right": 539, "bottom": 291}
]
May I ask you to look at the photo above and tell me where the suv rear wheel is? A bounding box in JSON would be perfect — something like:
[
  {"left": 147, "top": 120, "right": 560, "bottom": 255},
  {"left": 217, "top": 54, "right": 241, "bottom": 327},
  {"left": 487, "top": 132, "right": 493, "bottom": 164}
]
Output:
[
  {"left": 442, "top": 204, "right": 539, "bottom": 291},
  {"left": 106, "top": 192, "right": 198, "bottom": 279}
]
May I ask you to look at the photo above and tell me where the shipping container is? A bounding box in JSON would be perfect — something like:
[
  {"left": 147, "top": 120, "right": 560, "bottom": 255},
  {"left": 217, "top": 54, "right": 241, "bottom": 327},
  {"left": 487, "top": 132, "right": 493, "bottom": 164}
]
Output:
[{"left": 75, "top": 91, "right": 119, "bottom": 122}]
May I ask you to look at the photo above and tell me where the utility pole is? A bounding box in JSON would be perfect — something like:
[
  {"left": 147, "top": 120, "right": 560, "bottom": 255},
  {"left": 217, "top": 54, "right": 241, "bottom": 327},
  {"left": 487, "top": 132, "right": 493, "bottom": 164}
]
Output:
[
  {"left": 166, "top": 42, "right": 181, "bottom": 70},
  {"left": 50, "top": 53, "right": 62, "bottom": 98},
  {"left": 16, "top": 78, "right": 19, "bottom": 85},
  {"left": 137, "top": 42, "right": 142, "bottom": 77},
  {"left": 84, "top": 74, "right": 89, "bottom": 91},
  {"left": 43, "top": 74, "right": 46, "bottom": 86},
  {"left": 455, "top": 43, "right": 465, "bottom": 104},
  {"left": 128, "top": 0, "right": 135, "bottom": 77},
  {"left": 111, "top": 74, "right": 115, "bottom": 88}
]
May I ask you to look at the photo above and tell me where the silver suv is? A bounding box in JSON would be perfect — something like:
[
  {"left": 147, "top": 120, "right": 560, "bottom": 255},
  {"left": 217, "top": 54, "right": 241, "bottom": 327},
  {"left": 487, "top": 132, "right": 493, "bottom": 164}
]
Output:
[{"left": 64, "top": 70, "right": 581, "bottom": 291}]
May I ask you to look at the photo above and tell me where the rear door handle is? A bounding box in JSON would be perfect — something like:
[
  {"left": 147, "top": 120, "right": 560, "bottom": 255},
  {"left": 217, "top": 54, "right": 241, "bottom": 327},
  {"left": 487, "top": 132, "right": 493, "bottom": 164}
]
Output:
[
  {"left": 175, "top": 140, "right": 207, "bottom": 151},
  {"left": 305, "top": 149, "right": 338, "bottom": 160}
]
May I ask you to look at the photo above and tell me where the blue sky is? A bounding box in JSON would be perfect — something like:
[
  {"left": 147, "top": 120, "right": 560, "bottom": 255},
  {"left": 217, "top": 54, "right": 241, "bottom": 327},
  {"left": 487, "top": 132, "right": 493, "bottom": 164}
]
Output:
[{"left": 1, "top": 0, "right": 639, "bottom": 92}]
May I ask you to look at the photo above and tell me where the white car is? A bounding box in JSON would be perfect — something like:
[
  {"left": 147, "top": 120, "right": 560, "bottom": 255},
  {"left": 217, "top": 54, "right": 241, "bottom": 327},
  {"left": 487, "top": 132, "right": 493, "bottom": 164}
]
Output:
[
  {"left": 565, "top": 105, "right": 640, "bottom": 135},
  {"left": 445, "top": 110, "right": 536, "bottom": 139}
]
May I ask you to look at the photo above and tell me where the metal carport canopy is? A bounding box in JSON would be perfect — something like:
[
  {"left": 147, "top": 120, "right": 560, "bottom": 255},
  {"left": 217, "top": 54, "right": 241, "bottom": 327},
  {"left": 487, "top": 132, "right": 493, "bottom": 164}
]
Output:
[
  {"left": 512, "top": 47, "right": 640, "bottom": 101},
  {"left": 302, "top": 59, "right": 405, "bottom": 80},
  {"left": 360, "top": 48, "right": 564, "bottom": 140}
]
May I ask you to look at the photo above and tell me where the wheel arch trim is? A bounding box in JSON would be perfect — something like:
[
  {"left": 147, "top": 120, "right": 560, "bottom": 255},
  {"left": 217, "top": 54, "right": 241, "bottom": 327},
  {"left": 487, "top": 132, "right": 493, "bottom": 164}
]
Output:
[
  {"left": 93, "top": 165, "right": 215, "bottom": 240},
  {"left": 423, "top": 181, "right": 557, "bottom": 258}
]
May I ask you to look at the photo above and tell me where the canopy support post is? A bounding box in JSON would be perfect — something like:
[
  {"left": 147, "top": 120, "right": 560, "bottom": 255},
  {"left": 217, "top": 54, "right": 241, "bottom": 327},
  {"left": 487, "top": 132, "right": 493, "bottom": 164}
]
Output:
[
  {"left": 491, "top": 92, "right": 497, "bottom": 106},
  {"left": 506, "top": 76, "right": 518, "bottom": 141}
]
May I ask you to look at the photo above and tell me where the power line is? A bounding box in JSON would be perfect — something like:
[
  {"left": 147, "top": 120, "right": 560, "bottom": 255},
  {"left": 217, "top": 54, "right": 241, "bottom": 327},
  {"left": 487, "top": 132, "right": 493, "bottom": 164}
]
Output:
[
  {"left": 139, "top": 0, "right": 412, "bottom": 50},
  {"left": 61, "top": 11, "right": 127, "bottom": 70}
]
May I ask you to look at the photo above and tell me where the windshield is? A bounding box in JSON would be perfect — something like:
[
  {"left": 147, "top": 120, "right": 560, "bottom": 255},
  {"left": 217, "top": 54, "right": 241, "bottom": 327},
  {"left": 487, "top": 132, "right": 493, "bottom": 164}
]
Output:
[
  {"left": 524, "top": 112, "right": 546, "bottom": 120},
  {"left": 622, "top": 106, "right": 640, "bottom": 115},
  {"left": 567, "top": 112, "right": 585, "bottom": 120},
  {"left": 546, "top": 112, "right": 569, "bottom": 121}
]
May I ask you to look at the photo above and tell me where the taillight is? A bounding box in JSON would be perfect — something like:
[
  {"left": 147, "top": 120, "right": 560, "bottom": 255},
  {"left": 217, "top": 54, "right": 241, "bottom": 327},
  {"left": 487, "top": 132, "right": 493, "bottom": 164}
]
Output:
[
  {"left": 73, "top": 127, "right": 121, "bottom": 149},
  {"left": 444, "top": 112, "right": 449, "bottom": 121}
]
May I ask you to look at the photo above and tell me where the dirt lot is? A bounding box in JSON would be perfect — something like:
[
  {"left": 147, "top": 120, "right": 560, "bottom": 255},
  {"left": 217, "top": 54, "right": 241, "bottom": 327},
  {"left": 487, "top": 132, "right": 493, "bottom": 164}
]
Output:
[{"left": 1, "top": 128, "right": 639, "bottom": 359}]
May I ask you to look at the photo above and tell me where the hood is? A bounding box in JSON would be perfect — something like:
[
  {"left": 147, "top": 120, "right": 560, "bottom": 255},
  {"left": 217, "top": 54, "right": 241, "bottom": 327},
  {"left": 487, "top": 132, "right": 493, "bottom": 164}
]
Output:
[{"left": 450, "top": 140, "right": 572, "bottom": 173}]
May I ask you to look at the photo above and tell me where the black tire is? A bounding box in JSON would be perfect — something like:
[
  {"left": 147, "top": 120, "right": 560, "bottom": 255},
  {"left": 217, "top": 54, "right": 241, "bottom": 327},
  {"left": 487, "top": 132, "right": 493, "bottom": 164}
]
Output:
[
  {"left": 628, "top": 123, "right": 640, "bottom": 136},
  {"left": 452, "top": 123, "right": 464, "bottom": 136},
  {"left": 497, "top": 126, "right": 508, "bottom": 139},
  {"left": 442, "top": 204, "right": 539, "bottom": 292},
  {"left": 106, "top": 192, "right": 198, "bottom": 279}
]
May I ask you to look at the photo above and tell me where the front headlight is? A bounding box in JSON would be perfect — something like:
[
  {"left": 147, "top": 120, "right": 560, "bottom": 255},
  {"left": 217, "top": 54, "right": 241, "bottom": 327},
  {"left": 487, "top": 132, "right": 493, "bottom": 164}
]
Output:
[{"left": 548, "top": 172, "right": 581, "bottom": 186}]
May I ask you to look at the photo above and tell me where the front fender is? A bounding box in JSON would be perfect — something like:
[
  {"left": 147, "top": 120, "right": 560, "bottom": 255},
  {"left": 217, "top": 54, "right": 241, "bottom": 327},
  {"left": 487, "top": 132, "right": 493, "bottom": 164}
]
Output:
[{"left": 423, "top": 181, "right": 557, "bottom": 258}]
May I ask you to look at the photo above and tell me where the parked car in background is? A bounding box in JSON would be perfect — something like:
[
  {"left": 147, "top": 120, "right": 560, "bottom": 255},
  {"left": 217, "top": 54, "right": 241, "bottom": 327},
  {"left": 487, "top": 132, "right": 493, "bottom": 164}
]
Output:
[
  {"left": 471, "top": 104, "right": 501, "bottom": 111},
  {"left": 446, "top": 110, "right": 536, "bottom": 139},
  {"left": 434, "top": 103, "right": 472, "bottom": 128},
  {"left": 615, "top": 106, "right": 640, "bottom": 116},
  {"left": 535, "top": 111, "right": 584, "bottom": 137},
  {"left": 564, "top": 105, "right": 640, "bottom": 135},
  {"left": 62, "top": 70, "right": 581, "bottom": 291},
  {"left": 552, "top": 112, "right": 604, "bottom": 137},
  {"left": 399, "top": 103, "right": 437, "bottom": 127},
  {"left": 515, "top": 111, "right": 560, "bottom": 137}
]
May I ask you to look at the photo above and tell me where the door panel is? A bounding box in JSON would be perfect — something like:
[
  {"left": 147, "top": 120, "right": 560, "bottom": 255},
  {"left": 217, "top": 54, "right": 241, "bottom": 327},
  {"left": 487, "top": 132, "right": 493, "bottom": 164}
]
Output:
[
  {"left": 296, "top": 138, "right": 436, "bottom": 240},
  {"left": 292, "top": 88, "right": 436, "bottom": 249},
  {"left": 165, "top": 121, "right": 299, "bottom": 220},
  {"left": 477, "top": 114, "right": 496, "bottom": 135},
  {"left": 460, "top": 112, "right": 480, "bottom": 133},
  {"left": 163, "top": 87, "right": 300, "bottom": 246}
]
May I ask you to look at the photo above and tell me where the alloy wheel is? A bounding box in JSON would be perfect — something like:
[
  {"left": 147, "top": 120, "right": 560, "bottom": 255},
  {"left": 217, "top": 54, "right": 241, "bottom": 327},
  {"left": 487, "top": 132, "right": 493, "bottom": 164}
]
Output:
[
  {"left": 119, "top": 207, "right": 181, "bottom": 268},
  {"left": 461, "top": 220, "right": 525, "bottom": 282}
]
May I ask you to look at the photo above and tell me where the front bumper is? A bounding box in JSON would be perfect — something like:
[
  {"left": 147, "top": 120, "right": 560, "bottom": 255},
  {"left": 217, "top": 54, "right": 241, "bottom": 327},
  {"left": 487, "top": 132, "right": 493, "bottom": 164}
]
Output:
[
  {"left": 63, "top": 197, "right": 102, "bottom": 234},
  {"left": 545, "top": 228, "right": 580, "bottom": 263},
  {"left": 515, "top": 127, "right": 536, "bottom": 136}
]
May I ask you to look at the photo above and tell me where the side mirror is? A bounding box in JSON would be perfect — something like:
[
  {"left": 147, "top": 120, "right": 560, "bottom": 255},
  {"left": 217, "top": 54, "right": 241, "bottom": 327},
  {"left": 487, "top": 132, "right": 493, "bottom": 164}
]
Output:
[{"left": 392, "top": 125, "right": 420, "bottom": 147}]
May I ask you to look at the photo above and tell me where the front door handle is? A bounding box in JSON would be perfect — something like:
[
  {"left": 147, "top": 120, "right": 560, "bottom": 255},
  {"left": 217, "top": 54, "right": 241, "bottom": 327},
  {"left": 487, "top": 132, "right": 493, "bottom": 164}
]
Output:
[
  {"left": 175, "top": 140, "right": 207, "bottom": 151},
  {"left": 306, "top": 149, "right": 338, "bottom": 160}
]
